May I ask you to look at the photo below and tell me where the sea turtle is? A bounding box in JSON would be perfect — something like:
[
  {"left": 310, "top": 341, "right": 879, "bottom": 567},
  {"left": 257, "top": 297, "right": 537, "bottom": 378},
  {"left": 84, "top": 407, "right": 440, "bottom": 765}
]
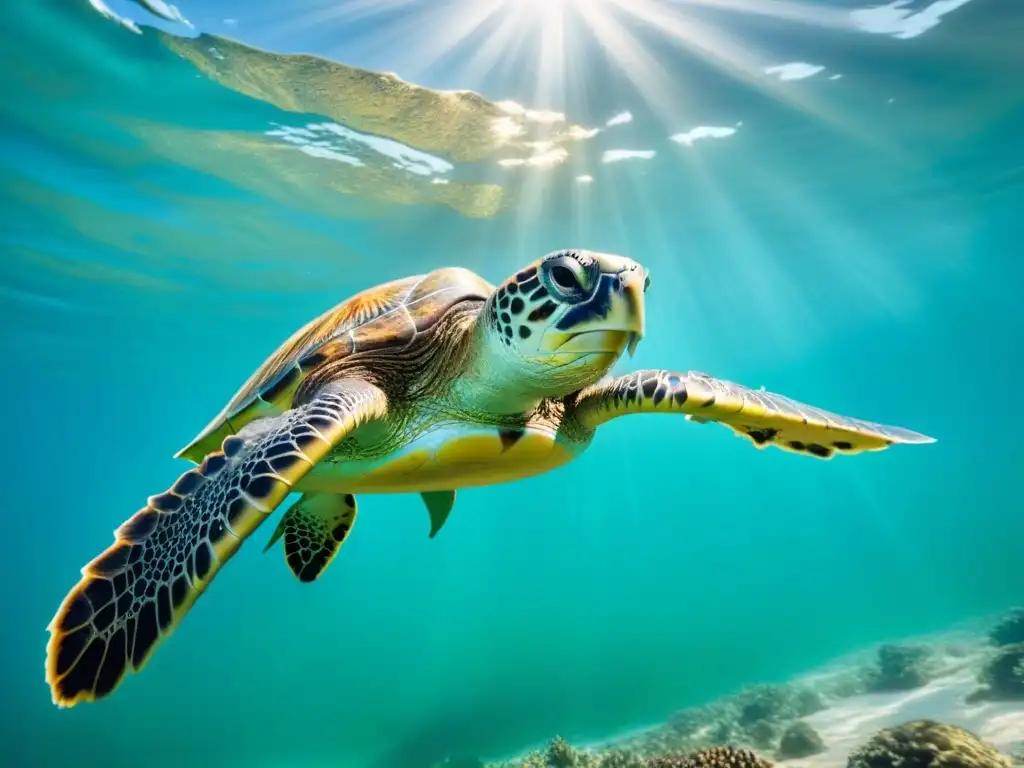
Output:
[{"left": 45, "top": 249, "right": 933, "bottom": 707}]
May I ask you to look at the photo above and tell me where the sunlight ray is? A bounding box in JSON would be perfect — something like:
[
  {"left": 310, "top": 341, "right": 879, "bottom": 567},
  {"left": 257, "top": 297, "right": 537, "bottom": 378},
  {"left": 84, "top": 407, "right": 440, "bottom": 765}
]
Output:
[
  {"left": 358, "top": 0, "right": 511, "bottom": 78},
  {"left": 670, "top": 0, "right": 859, "bottom": 30},
  {"left": 447, "top": 2, "right": 536, "bottom": 83},
  {"left": 573, "top": 1, "right": 686, "bottom": 127},
  {"left": 248, "top": 0, "right": 416, "bottom": 41},
  {"left": 739, "top": 157, "right": 925, "bottom": 323},
  {"left": 534, "top": 0, "right": 568, "bottom": 109},
  {"left": 674, "top": 149, "right": 822, "bottom": 352},
  {"left": 606, "top": 0, "right": 871, "bottom": 141},
  {"left": 512, "top": 2, "right": 594, "bottom": 238}
]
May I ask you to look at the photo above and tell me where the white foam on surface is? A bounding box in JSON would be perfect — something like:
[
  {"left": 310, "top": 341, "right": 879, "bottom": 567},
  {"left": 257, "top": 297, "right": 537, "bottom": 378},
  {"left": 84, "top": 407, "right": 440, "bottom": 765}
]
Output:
[
  {"left": 606, "top": 111, "right": 634, "bottom": 127},
  {"left": 265, "top": 122, "right": 453, "bottom": 177},
  {"left": 670, "top": 125, "right": 738, "bottom": 146},
  {"left": 601, "top": 149, "right": 655, "bottom": 163},
  {"left": 851, "top": 0, "right": 975, "bottom": 40},
  {"left": 130, "top": 0, "right": 192, "bottom": 26},
  {"left": 88, "top": 0, "right": 142, "bottom": 34},
  {"left": 764, "top": 62, "right": 825, "bottom": 81},
  {"left": 495, "top": 100, "right": 566, "bottom": 124}
]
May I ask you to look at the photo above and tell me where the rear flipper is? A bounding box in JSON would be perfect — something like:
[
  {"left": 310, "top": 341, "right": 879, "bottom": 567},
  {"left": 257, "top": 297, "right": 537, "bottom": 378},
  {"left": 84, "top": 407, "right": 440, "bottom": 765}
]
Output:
[
  {"left": 263, "top": 493, "right": 358, "bottom": 582},
  {"left": 421, "top": 490, "right": 455, "bottom": 538},
  {"left": 45, "top": 381, "right": 388, "bottom": 707}
]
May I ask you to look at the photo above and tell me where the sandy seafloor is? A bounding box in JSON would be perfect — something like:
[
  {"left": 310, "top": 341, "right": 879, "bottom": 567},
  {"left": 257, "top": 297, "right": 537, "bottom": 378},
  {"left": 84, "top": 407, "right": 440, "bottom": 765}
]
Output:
[
  {"left": 784, "top": 670, "right": 1021, "bottom": 765},
  {"left": 483, "top": 612, "right": 1024, "bottom": 767}
]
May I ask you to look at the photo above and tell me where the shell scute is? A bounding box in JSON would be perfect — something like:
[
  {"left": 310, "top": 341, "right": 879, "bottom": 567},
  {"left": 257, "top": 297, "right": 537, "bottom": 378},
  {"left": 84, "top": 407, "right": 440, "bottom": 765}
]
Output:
[{"left": 176, "top": 267, "right": 492, "bottom": 463}]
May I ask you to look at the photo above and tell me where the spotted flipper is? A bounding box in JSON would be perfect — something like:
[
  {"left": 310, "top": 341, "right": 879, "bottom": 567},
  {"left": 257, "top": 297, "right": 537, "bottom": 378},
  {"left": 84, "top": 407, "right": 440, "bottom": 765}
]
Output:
[
  {"left": 421, "top": 490, "right": 456, "bottom": 538},
  {"left": 262, "top": 493, "right": 357, "bottom": 582},
  {"left": 573, "top": 369, "right": 934, "bottom": 458},
  {"left": 45, "top": 380, "right": 388, "bottom": 707}
]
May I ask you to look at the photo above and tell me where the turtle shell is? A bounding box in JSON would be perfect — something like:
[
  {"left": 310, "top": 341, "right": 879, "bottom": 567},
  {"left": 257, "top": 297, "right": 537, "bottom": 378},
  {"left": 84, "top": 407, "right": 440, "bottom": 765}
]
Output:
[{"left": 176, "top": 267, "right": 493, "bottom": 463}]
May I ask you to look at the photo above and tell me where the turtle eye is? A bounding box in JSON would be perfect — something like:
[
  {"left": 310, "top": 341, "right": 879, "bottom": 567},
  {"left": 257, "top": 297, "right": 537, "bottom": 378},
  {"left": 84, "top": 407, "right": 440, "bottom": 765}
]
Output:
[
  {"left": 550, "top": 265, "right": 578, "bottom": 291},
  {"left": 542, "top": 257, "right": 592, "bottom": 301}
]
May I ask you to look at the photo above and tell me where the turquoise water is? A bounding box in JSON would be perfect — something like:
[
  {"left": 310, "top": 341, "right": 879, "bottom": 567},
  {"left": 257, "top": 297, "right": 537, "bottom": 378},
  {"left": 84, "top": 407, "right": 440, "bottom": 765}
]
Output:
[{"left": 1, "top": 0, "right": 1022, "bottom": 765}]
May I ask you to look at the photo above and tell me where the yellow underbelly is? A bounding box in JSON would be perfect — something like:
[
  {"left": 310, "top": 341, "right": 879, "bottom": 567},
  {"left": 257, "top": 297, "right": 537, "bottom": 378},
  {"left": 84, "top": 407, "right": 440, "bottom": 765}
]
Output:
[{"left": 297, "top": 424, "right": 580, "bottom": 494}]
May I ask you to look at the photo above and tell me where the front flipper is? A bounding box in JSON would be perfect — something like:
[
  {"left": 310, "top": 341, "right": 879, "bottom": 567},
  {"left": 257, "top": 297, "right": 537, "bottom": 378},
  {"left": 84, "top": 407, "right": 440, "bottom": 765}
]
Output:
[
  {"left": 262, "top": 493, "right": 358, "bottom": 582},
  {"left": 45, "top": 380, "right": 387, "bottom": 707},
  {"left": 572, "top": 369, "right": 933, "bottom": 458},
  {"left": 421, "top": 490, "right": 456, "bottom": 538}
]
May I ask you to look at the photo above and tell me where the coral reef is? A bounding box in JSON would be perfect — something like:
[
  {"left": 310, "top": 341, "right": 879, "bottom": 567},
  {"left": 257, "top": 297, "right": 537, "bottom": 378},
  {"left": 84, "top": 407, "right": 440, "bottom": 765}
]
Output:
[
  {"left": 743, "top": 684, "right": 826, "bottom": 722},
  {"left": 646, "top": 746, "right": 774, "bottom": 767},
  {"left": 485, "top": 629, "right": 1017, "bottom": 768},
  {"left": 745, "top": 721, "right": 778, "bottom": 751},
  {"left": 794, "top": 687, "right": 828, "bottom": 716},
  {"left": 738, "top": 685, "right": 799, "bottom": 725},
  {"left": 708, "top": 683, "right": 827, "bottom": 752},
  {"left": 668, "top": 707, "right": 713, "bottom": 739},
  {"left": 846, "top": 719, "right": 1010, "bottom": 767},
  {"left": 869, "top": 644, "right": 934, "bottom": 692},
  {"left": 600, "top": 750, "right": 646, "bottom": 768},
  {"left": 506, "top": 736, "right": 628, "bottom": 768},
  {"left": 533, "top": 681, "right": 830, "bottom": 761},
  {"left": 777, "top": 722, "right": 825, "bottom": 760},
  {"left": 973, "top": 643, "right": 1024, "bottom": 701},
  {"left": 549, "top": 737, "right": 578, "bottom": 768},
  {"left": 990, "top": 610, "right": 1024, "bottom": 647},
  {"left": 492, "top": 740, "right": 774, "bottom": 768}
]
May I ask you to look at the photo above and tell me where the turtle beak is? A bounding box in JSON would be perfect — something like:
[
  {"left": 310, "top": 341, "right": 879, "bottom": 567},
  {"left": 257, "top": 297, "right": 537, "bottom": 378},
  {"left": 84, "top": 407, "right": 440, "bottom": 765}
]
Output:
[
  {"left": 627, "top": 331, "right": 641, "bottom": 358},
  {"left": 623, "top": 272, "right": 646, "bottom": 357},
  {"left": 599, "top": 253, "right": 646, "bottom": 357}
]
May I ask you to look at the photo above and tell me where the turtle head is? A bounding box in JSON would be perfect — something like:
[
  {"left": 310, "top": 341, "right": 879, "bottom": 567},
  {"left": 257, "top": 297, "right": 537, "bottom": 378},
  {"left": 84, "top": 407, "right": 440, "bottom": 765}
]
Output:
[{"left": 481, "top": 249, "right": 648, "bottom": 399}]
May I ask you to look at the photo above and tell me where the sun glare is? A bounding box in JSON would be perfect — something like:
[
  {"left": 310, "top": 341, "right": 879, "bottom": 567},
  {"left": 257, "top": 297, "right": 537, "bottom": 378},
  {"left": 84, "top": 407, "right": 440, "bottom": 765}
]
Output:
[
  {"left": 241, "top": 0, "right": 905, "bottom": 224},
  {"left": 253, "top": 0, "right": 884, "bottom": 239},
  {"left": 270, "top": 0, "right": 862, "bottom": 126}
]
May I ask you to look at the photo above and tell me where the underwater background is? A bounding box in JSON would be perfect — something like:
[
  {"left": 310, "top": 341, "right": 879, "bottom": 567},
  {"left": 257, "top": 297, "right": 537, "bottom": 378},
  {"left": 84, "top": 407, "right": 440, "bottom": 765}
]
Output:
[{"left": 1, "top": 0, "right": 1022, "bottom": 765}]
